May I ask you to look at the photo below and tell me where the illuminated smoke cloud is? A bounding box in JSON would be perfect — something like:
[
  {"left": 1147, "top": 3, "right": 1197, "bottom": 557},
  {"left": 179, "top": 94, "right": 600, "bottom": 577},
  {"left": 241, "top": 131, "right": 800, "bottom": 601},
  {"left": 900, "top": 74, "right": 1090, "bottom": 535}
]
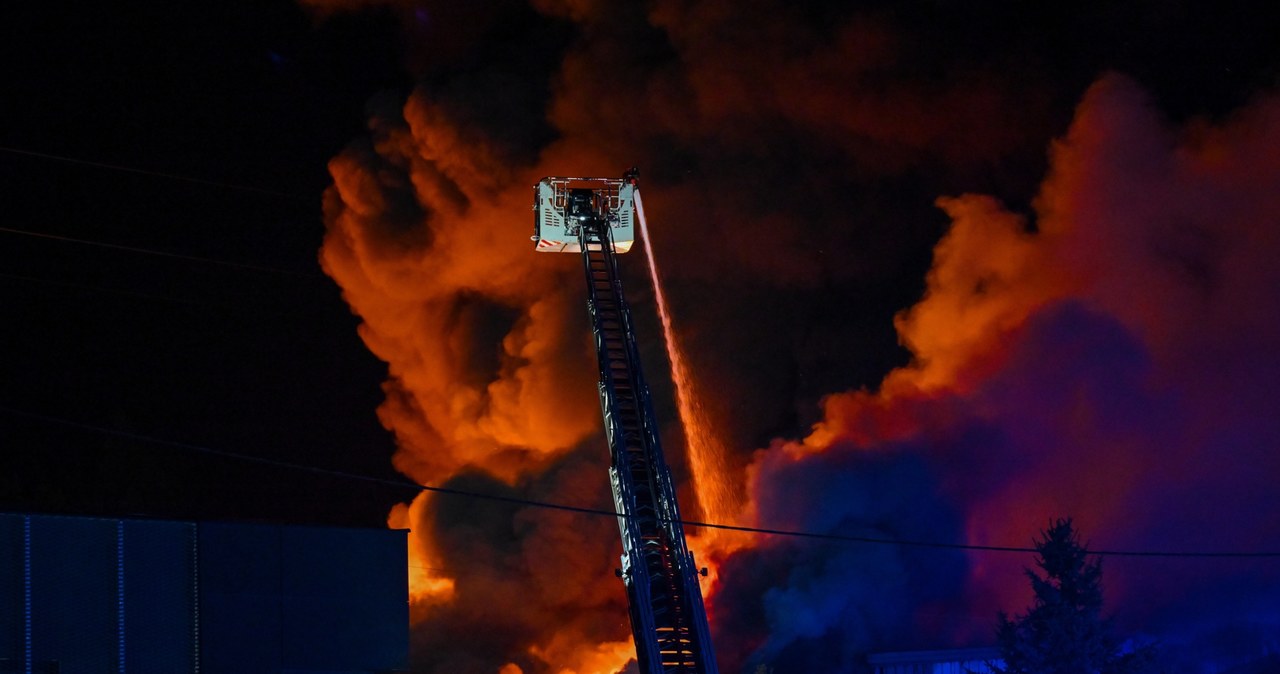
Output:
[
  {"left": 721, "top": 75, "right": 1280, "bottom": 671},
  {"left": 312, "top": 1, "right": 1055, "bottom": 671},
  {"left": 320, "top": 99, "right": 601, "bottom": 485},
  {"left": 310, "top": 0, "right": 1280, "bottom": 670},
  {"left": 319, "top": 89, "right": 628, "bottom": 671}
]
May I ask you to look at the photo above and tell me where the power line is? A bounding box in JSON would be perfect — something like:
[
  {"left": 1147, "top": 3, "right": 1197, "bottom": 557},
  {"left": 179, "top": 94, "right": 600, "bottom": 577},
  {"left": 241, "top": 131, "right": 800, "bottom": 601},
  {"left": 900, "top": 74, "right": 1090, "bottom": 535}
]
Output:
[
  {"left": 0, "top": 271, "right": 204, "bottom": 305},
  {"left": 0, "top": 145, "right": 328, "bottom": 280},
  {"left": 0, "top": 225, "right": 319, "bottom": 279},
  {"left": 0, "top": 145, "right": 311, "bottom": 201},
  {"left": 5, "top": 404, "right": 1279, "bottom": 560}
]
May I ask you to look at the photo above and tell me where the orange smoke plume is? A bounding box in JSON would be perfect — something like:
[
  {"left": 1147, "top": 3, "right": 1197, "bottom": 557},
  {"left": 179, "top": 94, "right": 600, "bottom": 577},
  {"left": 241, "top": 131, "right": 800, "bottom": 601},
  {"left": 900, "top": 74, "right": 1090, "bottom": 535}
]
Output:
[
  {"left": 312, "top": 0, "right": 1280, "bottom": 667},
  {"left": 319, "top": 89, "right": 628, "bottom": 674},
  {"left": 320, "top": 96, "right": 601, "bottom": 489},
  {"left": 718, "top": 74, "right": 1280, "bottom": 668}
]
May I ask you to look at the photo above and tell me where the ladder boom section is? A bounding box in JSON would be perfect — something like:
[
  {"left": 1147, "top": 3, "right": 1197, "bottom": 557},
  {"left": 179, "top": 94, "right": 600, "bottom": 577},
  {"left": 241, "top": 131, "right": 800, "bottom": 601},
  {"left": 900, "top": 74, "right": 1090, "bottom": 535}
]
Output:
[{"left": 578, "top": 219, "right": 717, "bottom": 674}]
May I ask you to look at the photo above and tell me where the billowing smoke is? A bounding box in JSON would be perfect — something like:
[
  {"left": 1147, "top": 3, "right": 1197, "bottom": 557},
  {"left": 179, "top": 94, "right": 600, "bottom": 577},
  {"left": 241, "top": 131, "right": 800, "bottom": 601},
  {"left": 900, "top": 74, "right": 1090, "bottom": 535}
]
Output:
[
  {"left": 309, "top": 1, "right": 1280, "bottom": 672},
  {"left": 720, "top": 75, "right": 1280, "bottom": 671},
  {"left": 318, "top": 84, "right": 632, "bottom": 672}
]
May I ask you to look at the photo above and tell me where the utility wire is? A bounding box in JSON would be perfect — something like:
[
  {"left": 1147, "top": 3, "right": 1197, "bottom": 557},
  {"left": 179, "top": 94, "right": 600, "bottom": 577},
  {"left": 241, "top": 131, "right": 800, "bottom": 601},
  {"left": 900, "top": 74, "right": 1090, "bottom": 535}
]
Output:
[
  {"left": 3, "top": 150, "right": 1273, "bottom": 560},
  {"left": 0, "top": 271, "right": 204, "bottom": 305},
  {"left": 0, "top": 145, "right": 311, "bottom": 201},
  {"left": 0, "top": 145, "right": 327, "bottom": 279},
  {"left": 0, "top": 225, "right": 319, "bottom": 279},
  {"left": 4, "top": 404, "right": 1279, "bottom": 560}
]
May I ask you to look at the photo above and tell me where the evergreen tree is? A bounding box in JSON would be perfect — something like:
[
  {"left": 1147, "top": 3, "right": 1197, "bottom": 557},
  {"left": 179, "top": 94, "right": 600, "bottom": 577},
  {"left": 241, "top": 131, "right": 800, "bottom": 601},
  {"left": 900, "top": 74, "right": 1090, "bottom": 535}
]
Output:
[{"left": 992, "top": 519, "right": 1156, "bottom": 674}]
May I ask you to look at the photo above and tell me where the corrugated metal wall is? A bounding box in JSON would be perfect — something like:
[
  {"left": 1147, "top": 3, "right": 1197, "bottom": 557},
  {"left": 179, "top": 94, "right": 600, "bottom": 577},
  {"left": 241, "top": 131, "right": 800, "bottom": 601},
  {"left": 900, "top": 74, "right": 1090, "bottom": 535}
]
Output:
[
  {"left": 124, "top": 519, "right": 199, "bottom": 672},
  {"left": 867, "top": 648, "right": 1002, "bottom": 674},
  {"left": 870, "top": 661, "right": 997, "bottom": 674},
  {"left": 1, "top": 514, "right": 197, "bottom": 673},
  {"left": 0, "top": 515, "right": 30, "bottom": 672},
  {"left": 197, "top": 522, "right": 409, "bottom": 673},
  {"left": 0, "top": 514, "right": 407, "bottom": 674}
]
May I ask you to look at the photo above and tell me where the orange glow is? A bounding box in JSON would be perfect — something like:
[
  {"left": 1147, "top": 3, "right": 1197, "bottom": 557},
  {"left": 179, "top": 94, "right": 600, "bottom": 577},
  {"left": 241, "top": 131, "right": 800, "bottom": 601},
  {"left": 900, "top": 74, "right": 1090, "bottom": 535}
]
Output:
[
  {"left": 528, "top": 636, "right": 637, "bottom": 674},
  {"left": 388, "top": 494, "right": 455, "bottom": 622}
]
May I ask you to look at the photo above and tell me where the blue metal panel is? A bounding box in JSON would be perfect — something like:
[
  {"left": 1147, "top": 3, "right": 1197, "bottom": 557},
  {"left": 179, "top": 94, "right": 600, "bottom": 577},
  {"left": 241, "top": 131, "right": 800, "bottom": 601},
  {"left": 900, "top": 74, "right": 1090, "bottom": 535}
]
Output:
[
  {"left": 279, "top": 526, "right": 408, "bottom": 672},
  {"left": 3, "top": 516, "right": 407, "bottom": 674},
  {"left": 197, "top": 522, "right": 283, "bottom": 674},
  {"left": 868, "top": 648, "right": 1002, "bottom": 674},
  {"left": 0, "top": 515, "right": 25, "bottom": 665},
  {"left": 123, "top": 519, "right": 197, "bottom": 673},
  {"left": 197, "top": 522, "right": 282, "bottom": 594},
  {"left": 197, "top": 522, "right": 408, "bottom": 674},
  {"left": 29, "top": 515, "right": 117, "bottom": 674},
  {"left": 198, "top": 592, "right": 283, "bottom": 674}
]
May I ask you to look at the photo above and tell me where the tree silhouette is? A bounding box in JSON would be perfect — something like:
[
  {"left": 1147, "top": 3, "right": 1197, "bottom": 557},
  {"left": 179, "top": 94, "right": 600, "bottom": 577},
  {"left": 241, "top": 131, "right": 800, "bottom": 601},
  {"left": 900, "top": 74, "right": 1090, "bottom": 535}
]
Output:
[{"left": 992, "top": 519, "right": 1156, "bottom": 674}]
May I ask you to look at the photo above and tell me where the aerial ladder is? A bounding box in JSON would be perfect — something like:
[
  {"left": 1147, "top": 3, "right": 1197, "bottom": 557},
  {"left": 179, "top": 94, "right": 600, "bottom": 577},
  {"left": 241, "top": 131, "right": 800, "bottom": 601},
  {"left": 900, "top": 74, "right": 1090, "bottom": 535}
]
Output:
[{"left": 532, "top": 169, "right": 718, "bottom": 674}]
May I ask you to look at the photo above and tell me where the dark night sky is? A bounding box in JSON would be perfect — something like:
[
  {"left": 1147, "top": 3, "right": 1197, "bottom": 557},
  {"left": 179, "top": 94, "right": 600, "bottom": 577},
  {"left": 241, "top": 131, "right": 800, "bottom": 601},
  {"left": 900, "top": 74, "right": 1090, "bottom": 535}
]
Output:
[
  {"left": 0, "top": 2, "right": 411, "bottom": 525},
  {"left": 3, "top": 2, "right": 1280, "bottom": 672}
]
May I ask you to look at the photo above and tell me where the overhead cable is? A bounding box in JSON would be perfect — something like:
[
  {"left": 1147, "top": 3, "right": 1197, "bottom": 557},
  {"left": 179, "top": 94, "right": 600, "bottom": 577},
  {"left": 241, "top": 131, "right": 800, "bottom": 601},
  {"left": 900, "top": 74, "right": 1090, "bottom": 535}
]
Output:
[
  {"left": 3, "top": 405, "right": 1279, "bottom": 559},
  {"left": 0, "top": 145, "right": 310, "bottom": 201},
  {"left": 0, "top": 225, "right": 316, "bottom": 278}
]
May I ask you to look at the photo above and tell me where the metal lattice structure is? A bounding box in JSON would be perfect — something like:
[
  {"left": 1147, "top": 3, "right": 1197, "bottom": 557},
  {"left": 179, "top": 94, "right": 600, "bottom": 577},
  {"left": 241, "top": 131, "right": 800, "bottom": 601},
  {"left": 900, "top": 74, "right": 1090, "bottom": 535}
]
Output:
[{"left": 533, "top": 172, "right": 718, "bottom": 673}]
